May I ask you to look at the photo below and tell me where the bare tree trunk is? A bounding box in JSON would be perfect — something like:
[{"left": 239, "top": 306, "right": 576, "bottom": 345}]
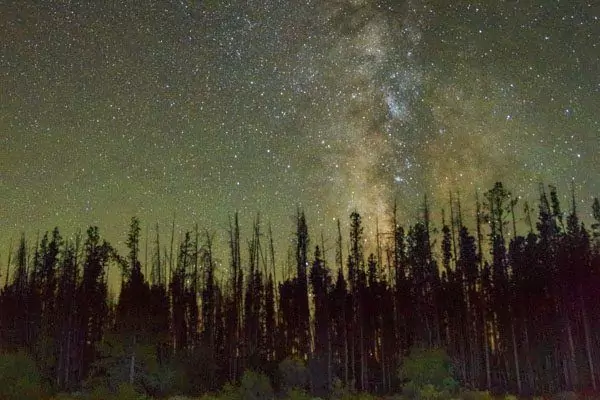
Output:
[
  {"left": 169, "top": 216, "right": 175, "bottom": 288},
  {"left": 65, "top": 328, "right": 72, "bottom": 389},
  {"left": 344, "top": 325, "right": 349, "bottom": 386},
  {"left": 523, "top": 321, "right": 535, "bottom": 392},
  {"left": 380, "top": 330, "right": 386, "bottom": 394},
  {"left": 511, "top": 321, "right": 522, "bottom": 394},
  {"left": 469, "top": 326, "right": 477, "bottom": 389},
  {"left": 483, "top": 315, "right": 491, "bottom": 390},
  {"left": 563, "top": 355, "right": 570, "bottom": 390},
  {"left": 328, "top": 331, "right": 333, "bottom": 391},
  {"left": 566, "top": 319, "right": 578, "bottom": 389},
  {"left": 4, "top": 242, "right": 12, "bottom": 288},
  {"left": 581, "top": 296, "right": 597, "bottom": 391},
  {"left": 129, "top": 335, "right": 136, "bottom": 385},
  {"left": 360, "top": 323, "right": 366, "bottom": 391},
  {"left": 56, "top": 336, "right": 63, "bottom": 388},
  {"left": 351, "top": 327, "right": 356, "bottom": 391}
]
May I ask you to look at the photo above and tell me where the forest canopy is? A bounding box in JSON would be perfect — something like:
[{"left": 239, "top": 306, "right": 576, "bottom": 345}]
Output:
[{"left": 1, "top": 182, "right": 600, "bottom": 399}]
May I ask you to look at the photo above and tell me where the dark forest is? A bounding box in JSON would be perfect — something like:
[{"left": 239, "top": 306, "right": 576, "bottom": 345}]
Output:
[{"left": 2, "top": 182, "right": 600, "bottom": 400}]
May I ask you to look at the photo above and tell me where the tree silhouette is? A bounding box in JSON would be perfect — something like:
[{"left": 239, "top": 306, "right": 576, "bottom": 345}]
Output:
[{"left": 1, "top": 182, "right": 600, "bottom": 397}]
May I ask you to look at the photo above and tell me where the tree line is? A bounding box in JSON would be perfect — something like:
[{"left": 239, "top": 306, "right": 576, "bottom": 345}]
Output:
[{"left": 1, "top": 181, "right": 600, "bottom": 397}]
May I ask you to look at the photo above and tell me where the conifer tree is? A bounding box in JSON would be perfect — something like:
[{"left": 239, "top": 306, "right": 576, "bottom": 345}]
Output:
[
  {"left": 296, "top": 210, "right": 311, "bottom": 360},
  {"left": 77, "top": 227, "right": 111, "bottom": 382}
]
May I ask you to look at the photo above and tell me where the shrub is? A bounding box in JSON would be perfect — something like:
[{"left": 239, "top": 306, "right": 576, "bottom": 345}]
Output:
[
  {"left": 402, "top": 381, "right": 419, "bottom": 399},
  {"left": 0, "top": 351, "right": 46, "bottom": 400},
  {"left": 553, "top": 393, "right": 579, "bottom": 400},
  {"left": 51, "top": 393, "right": 83, "bottom": 400},
  {"left": 399, "top": 347, "right": 458, "bottom": 398},
  {"left": 285, "top": 388, "right": 313, "bottom": 400},
  {"left": 199, "top": 395, "right": 224, "bottom": 400},
  {"left": 351, "top": 393, "right": 377, "bottom": 400},
  {"left": 383, "top": 394, "right": 406, "bottom": 400},
  {"left": 141, "top": 361, "right": 180, "bottom": 397},
  {"left": 83, "top": 383, "right": 150, "bottom": 400},
  {"left": 419, "top": 384, "right": 448, "bottom": 400},
  {"left": 279, "top": 357, "right": 309, "bottom": 392},
  {"left": 50, "top": 393, "right": 87, "bottom": 400},
  {"left": 84, "top": 385, "right": 113, "bottom": 400},
  {"left": 168, "top": 396, "right": 197, "bottom": 400},
  {"left": 459, "top": 390, "right": 493, "bottom": 400},
  {"left": 331, "top": 376, "right": 352, "bottom": 400},
  {"left": 240, "top": 370, "right": 274, "bottom": 400},
  {"left": 220, "top": 382, "right": 241, "bottom": 400},
  {"left": 113, "top": 383, "right": 151, "bottom": 400}
]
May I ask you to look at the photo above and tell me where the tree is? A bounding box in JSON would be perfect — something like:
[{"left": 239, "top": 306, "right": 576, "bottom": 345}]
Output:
[
  {"left": 77, "top": 226, "right": 111, "bottom": 383},
  {"left": 54, "top": 238, "right": 80, "bottom": 389},
  {"left": 4, "top": 187, "right": 600, "bottom": 396},
  {"left": 114, "top": 217, "right": 153, "bottom": 388},
  {"left": 171, "top": 231, "right": 193, "bottom": 352},
  {"left": 226, "top": 212, "right": 243, "bottom": 382},
  {"left": 483, "top": 182, "right": 520, "bottom": 392},
  {"left": 310, "top": 245, "right": 331, "bottom": 392},
  {"left": 592, "top": 197, "right": 600, "bottom": 244},
  {"left": 457, "top": 225, "right": 481, "bottom": 389},
  {"left": 347, "top": 211, "right": 366, "bottom": 390},
  {"left": 295, "top": 210, "right": 311, "bottom": 360}
]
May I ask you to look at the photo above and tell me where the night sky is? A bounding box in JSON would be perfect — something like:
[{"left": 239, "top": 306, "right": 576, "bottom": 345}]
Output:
[{"left": 2, "top": 1, "right": 599, "bottom": 270}]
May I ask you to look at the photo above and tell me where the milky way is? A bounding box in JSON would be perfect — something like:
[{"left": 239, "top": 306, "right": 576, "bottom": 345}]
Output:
[{"left": 1, "top": 0, "right": 599, "bottom": 274}]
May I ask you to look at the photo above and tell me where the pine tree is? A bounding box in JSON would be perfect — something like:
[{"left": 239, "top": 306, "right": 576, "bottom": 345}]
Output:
[
  {"left": 114, "top": 217, "right": 152, "bottom": 386},
  {"left": 171, "top": 231, "right": 193, "bottom": 352},
  {"left": 295, "top": 210, "right": 311, "bottom": 360},
  {"left": 55, "top": 237, "right": 80, "bottom": 389},
  {"left": 77, "top": 227, "right": 111, "bottom": 383},
  {"left": 484, "top": 182, "right": 519, "bottom": 391}
]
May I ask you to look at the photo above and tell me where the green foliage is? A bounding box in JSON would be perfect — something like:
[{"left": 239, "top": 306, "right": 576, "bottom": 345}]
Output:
[
  {"left": 141, "top": 360, "right": 179, "bottom": 397},
  {"left": 458, "top": 390, "right": 493, "bottom": 400},
  {"left": 403, "top": 381, "right": 454, "bottom": 400},
  {"left": 113, "top": 383, "right": 151, "bottom": 400},
  {"left": 285, "top": 388, "right": 313, "bottom": 400},
  {"left": 399, "top": 347, "right": 458, "bottom": 398},
  {"left": 167, "top": 396, "right": 201, "bottom": 400},
  {"left": 329, "top": 391, "right": 378, "bottom": 400},
  {"left": 383, "top": 395, "right": 407, "bottom": 400},
  {"left": 0, "top": 351, "right": 46, "bottom": 400},
  {"left": 50, "top": 393, "right": 83, "bottom": 400},
  {"left": 279, "top": 357, "right": 309, "bottom": 392},
  {"left": 85, "top": 333, "right": 169, "bottom": 396},
  {"left": 84, "top": 333, "right": 130, "bottom": 392},
  {"left": 552, "top": 392, "right": 579, "bottom": 400},
  {"left": 418, "top": 384, "right": 448, "bottom": 400},
  {"left": 82, "top": 383, "right": 150, "bottom": 400},
  {"left": 350, "top": 393, "right": 377, "bottom": 400},
  {"left": 219, "top": 382, "right": 241, "bottom": 400},
  {"left": 239, "top": 370, "right": 274, "bottom": 400},
  {"left": 504, "top": 395, "right": 518, "bottom": 400},
  {"left": 173, "top": 346, "right": 220, "bottom": 394},
  {"left": 198, "top": 394, "right": 224, "bottom": 400},
  {"left": 402, "top": 382, "right": 419, "bottom": 399},
  {"left": 330, "top": 377, "right": 353, "bottom": 400},
  {"left": 83, "top": 385, "right": 113, "bottom": 400}
]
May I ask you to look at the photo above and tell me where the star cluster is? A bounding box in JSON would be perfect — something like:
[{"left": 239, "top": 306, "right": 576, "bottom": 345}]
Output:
[{"left": 1, "top": 0, "right": 599, "bottom": 266}]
